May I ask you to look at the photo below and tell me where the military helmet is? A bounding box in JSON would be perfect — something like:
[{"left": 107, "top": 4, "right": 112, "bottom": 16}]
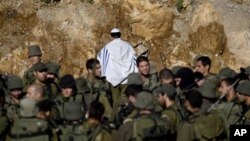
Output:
[
  {"left": 63, "top": 102, "right": 84, "bottom": 121},
  {"left": 46, "top": 62, "right": 60, "bottom": 76},
  {"left": 32, "top": 62, "right": 47, "bottom": 72},
  {"left": 134, "top": 91, "right": 155, "bottom": 110},
  {"left": 75, "top": 78, "right": 90, "bottom": 93},
  {"left": 236, "top": 81, "right": 250, "bottom": 96},
  {"left": 154, "top": 84, "right": 176, "bottom": 97},
  {"left": 19, "top": 98, "right": 38, "bottom": 117},
  {"left": 197, "top": 81, "right": 217, "bottom": 99},
  {"left": 28, "top": 45, "right": 42, "bottom": 58},
  {"left": 218, "top": 67, "right": 236, "bottom": 80},
  {"left": 7, "top": 75, "right": 24, "bottom": 90},
  {"left": 60, "top": 74, "right": 76, "bottom": 89},
  {"left": 127, "top": 73, "right": 143, "bottom": 85},
  {"left": 171, "top": 66, "right": 182, "bottom": 76}
]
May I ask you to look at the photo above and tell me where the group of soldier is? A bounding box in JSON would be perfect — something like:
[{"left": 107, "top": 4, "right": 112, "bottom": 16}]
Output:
[{"left": 1, "top": 29, "right": 250, "bottom": 141}]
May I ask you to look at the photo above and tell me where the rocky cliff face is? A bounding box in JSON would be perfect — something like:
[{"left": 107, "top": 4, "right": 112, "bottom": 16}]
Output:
[{"left": 0, "top": 0, "right": 249, "bottom": 77}]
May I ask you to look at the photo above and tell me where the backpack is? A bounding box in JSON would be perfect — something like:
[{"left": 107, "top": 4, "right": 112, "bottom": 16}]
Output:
[{"left": 133, "top": 114, "right": 170, "bottom": 141}]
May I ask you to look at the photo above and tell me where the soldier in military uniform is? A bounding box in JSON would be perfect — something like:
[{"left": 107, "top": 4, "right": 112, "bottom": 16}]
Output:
[
  {"left": 158, "top": 68, "right": 175, "bottom": 86},
  {"left": 136, "top": 56, "right": 159, "bottom": 91},
  {"left": 236, "top": 81, "right": 250, "bottom": 125},
  {"left": 7, "top": 98, "right": 50, "bottom": 141},
  {"left": 30, "top": 62, "right": 59, "bottom": 99},
  {"left": 77, "top": 59, "right": 112, "bottom": 120},
  {"left": 5, "top": 75, "right": 24, "bottom": 124},
  {"left": 156, "top": 84, "right": 183, "bottom": 134},
  {"left": 46, "top": 62, "right": 60, "bottom": 87},
  {"left": 213, "top": 77, "right": 242, "bottom": 137},
  {"left": 114, "top": 91, "right": 170, "bottom": 141},
  {"left": 177, "top": 90, "right": 225, "bottom": 141},
  {"left": 23, "top": 45, "right": 43, "bottom": 86},
  {"left": 54, "top": 74, "right": 84, "bottom": 120},
  {"left": 0, "top": 87, "right": 8, "bottom": 141},
  {"left": 218, "top": 67, "right": 237, "bottom": 80},
  {"left": 80, "top": 101, "right": 112, "bottom": 141},
  {"left": 195, "top": 56, "right": 219, "bottom": 85}
]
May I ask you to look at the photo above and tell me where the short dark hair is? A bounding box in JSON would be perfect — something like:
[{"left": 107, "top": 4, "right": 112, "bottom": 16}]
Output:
[
  {"left": 124, "top": 84, "right": 143, "bottom": 97},
  {"left": 88, "top": 101, "right": 104, "bottom": 121},
  {"left": 197, "top": 56, "right": 211, "bottom": 68},
  {"left": 220, "top": 77, "right": 236, "bottom": 89},
  {"left": 159, "top": 68, "right": 173, "bottom": 80},
  {"left": 86, "top": 59, "right": 100, "bottom": 70},
  {"left": 110, "top": 33, "right": 121, "bottom": 38},
  {"left": 136, "top": 56, "right": 149, "bottom": 67},
  {"left": 184, "top": 90, "right": 203, "bottom": 109}
]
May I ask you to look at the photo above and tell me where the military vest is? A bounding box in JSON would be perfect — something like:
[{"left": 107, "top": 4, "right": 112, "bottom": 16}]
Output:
[
  {"left": 143, "top": 73, "right": 159, "bottom": 92},
  {"left": 8, "top": 117, "right": 50, "bottom": 141}
]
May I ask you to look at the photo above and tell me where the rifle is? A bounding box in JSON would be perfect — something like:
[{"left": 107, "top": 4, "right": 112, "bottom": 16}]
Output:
[{"left": 160, "top": 52, "right": 166, "bottom": 68}]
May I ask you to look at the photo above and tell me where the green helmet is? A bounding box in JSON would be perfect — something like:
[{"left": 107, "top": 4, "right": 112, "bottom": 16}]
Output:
[
  {"left": 32, "top": 62, "right": 47, "bottom": 72},
  {"left": 171, "top": 66, "right": 182, "bottom": 76},
  {"left": 75, "top": 78, "right": 90, "bottom": 93},
  {"left": 127, "top": 73, "right": 143, "bottom": 85},
  {"left": 7, "top": 75, "right": 24, "bottom": 90},
  {"left": 236, "top": 81, "right": 250, "bottom": 96},
  {"left": 154, "top": 84, "right": 176, "bottom": 97},
  {"left": 197, "top": 81, "right": 217, "bottom": 99},
  {"left": 19, "top": 98, "right": 39, "bottom": 117},
  {"left": 218, "top": 67, "right": 236, "bottom": 80},
  {"left": 63, "top": 102, "right": 84, "bottom": 121},
  {"left": 46, "top": 62, "right": 60, "bottom": 76},
  {"left": 28, "top": 45, "right": 42, "bottom": 58},
  {"left": 134, "top": 91, "right": 154, "bottom": 110}
]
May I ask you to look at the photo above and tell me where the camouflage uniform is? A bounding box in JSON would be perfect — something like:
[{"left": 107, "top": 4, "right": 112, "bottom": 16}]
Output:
[{"left": 142, "top": 73, "right": 159, "bottom": 92}]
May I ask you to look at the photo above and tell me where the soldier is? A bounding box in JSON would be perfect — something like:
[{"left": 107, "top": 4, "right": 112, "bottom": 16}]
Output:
[
  {"left": 213, "top": 78, "right": 242, "bottom": 137},
  {"left": 58, "top": 102, "right": 86, "bottom": 141},
  {"left": 195, "top": 56, "right": 219, "bottom": 85},
  {"left": 23, "top": 45, "right": 43, "bottom": 86},
  {"left": 26, "top": 84, "right": 46, "bottom": 102},
  {"left": 55, "top": 74, "right": 84, "bottom": 120},
  {"left": 158, "top": 68, "right": 175, "bottom": 86},
  {"left": 197, "top": 81, "right": 218, "bottom": 113},
  {"left": 5, "top": 75, "right": 24, "bottom": 123},
  {"left": 80, "top": 101, "right": 112, "bottom": 141},
  {"left": 115, "top": 91, "right": 170, "bottom": 141},
  {"left": 46, "top": 62, "right": 60, "bottom": 85},
  {"left": 177, "top": 90, "right": 225, "bottom": 141},
  {"left": 236, "top": 81, "right": 250, "bottom": 125},
  {"left": 193, "top": 71, "right": 205, "bottom": 86},
  {"left": 78, "top": 59, "right": 112, "bottom": 120},
  {"left": 136, "top": 56, "right": 159, "bottom": 91},
  {"left": 30, "top": 62, "right": 59, "bottom": 99},
  {"left": 156, "top": 85, "right": 183, "bottom": 131},
  {"left": 7, "top": 98, "right": 50, "bottom": 141}
]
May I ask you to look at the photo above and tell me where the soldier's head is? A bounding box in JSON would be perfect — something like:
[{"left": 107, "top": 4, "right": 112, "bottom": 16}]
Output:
[
  {"left": 218, "top": 78, "right": 236, "bottom": 98},
  {"left": 88, "top": 101, "right": 105, "bottom": 122},
  {"left": 124, "top": 84, "right": 143, "bottom": 104},
  {"left": 86, "top": 59, "right": 101, "bottom": 77},
  {"left": 195, "top": 56, "right": 211, "bottom": 76},
  {"left": 134, "top": 91, "right": 155, "bottom": 113},
  {"left": 136, "top": 56, "right": 150, "bottom": 76},
  {"left": 184, "top": 90, "right": 203, "bottom": 113},
  {"left": 218, "top": 67, "right": 236, "bottom": 80},
  {"left": 19, "top": 98, "right": 39, "bottom": 118},
  {"left": 155, "top": 84, "right": 176, "bottom": 108},
  {"left": 159, "top": 68, "right": 174, "bottom": 85},
  {"left": 236, "top": 81, "right": 250, "bottom": 104},
  {"left": 33, "top": 62, "right": 48, "bottom": 83},
  {"left": 46, "top": 62, "right": 60, "bottom": 81},
  {"left": 7, "top": 75, "right": 24, "bottom": 100},
  {"left": 110, "top": 28, "right": 121, "bottom": 39},
  {"left": 127, "top": 73, "right": 143, "bottom": 86},
  {"left": 197, "top": 81, "right": 217, "bottom": 101},
  {"left": 26, "top": 84, "right": 44, "bottom": 102},
  {"left": 28, "top": 45, "right": 42, "bottom": 65},
  {"left": 175, "top": 67, "right": 196, "bottom": 90},
  {"left": 60, "top": 74, "right": 76, "bottom": 98}
]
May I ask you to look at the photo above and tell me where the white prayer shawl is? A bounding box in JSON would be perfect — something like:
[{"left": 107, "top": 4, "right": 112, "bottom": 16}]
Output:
[{"left": 97, "top": 38, "right": 138, "bottom": 86}]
